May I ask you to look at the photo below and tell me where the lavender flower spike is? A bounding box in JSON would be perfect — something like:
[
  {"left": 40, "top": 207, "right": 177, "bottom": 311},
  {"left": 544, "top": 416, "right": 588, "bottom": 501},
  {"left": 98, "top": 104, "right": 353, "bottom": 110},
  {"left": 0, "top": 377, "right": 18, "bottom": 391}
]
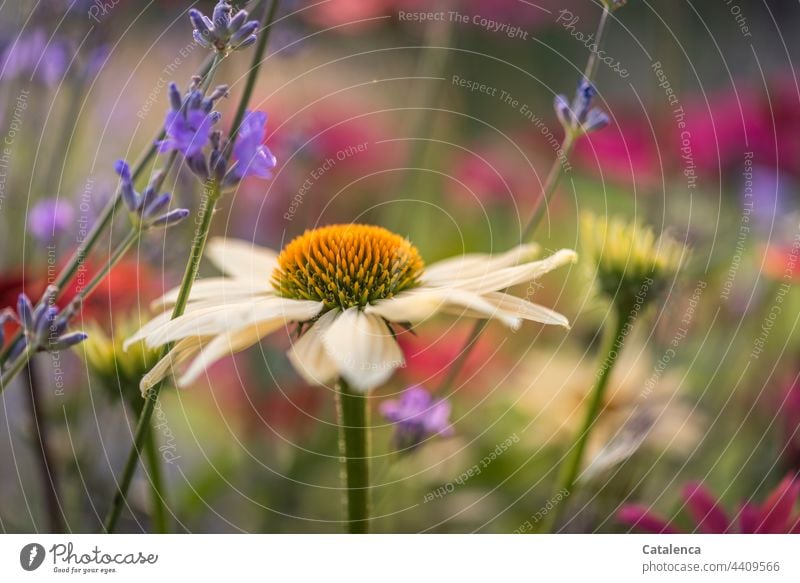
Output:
[
  {"left": 156, "top": 82, "right": 226, "bottom": 160},
  {"left": 380, "top": 386, "right": 454, "bottom": 452},
  {"left": 223, "top": 111, "right": 277, "bottom": 187},
  {"left": 190, "top": 1, "right": 260, "bottom": 54},
  {"left": 114, "top": 160, "right": 189, "bottom": 230},
  {"left": 554, "top": 78, "right": 610, "bottom": 136},
  {"left": 11, "top": 292, "right": 86, "bottom": 355}
]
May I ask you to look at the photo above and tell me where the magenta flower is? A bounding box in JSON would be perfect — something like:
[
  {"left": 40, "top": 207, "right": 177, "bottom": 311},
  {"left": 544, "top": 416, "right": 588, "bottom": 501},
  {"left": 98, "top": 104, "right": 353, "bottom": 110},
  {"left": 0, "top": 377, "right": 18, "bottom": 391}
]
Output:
[
  {"left": 380, "top": 386, "right": 453, "bottom": 452},
  {"left": 618, "top": 474, "right": 800, "bottom": 534}
]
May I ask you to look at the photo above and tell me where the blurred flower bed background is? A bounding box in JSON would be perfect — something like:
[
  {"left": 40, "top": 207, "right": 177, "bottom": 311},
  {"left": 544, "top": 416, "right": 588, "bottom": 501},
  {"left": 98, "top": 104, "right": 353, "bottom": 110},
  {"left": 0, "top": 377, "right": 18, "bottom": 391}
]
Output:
[{"left": 1, "top": 0, "right": 799, "bottom": 533}]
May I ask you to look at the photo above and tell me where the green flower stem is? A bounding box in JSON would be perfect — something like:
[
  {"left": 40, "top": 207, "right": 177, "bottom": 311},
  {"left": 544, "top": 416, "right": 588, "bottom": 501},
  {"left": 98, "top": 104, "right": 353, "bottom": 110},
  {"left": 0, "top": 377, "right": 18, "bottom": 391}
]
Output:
[
  {"left": 103, "top": 180, "right": 222, "bottom": 533},
  {"left": 435, "top": 3, "right": 611, "bottom": 393},
  {"left": 336, "top": 378, "right": 371, "bottom": 533},
  {"left": 225, "top": 0, "right": 281, "bottom": 154},
  {"left": 142, "top": 421, "right": 168, "bottom": 533},
  {"left": 0, "top": 228, "right": 142, "bottom": 392},
  {"left": 540, "top": 302, "right": 630, "bottom": 533}
]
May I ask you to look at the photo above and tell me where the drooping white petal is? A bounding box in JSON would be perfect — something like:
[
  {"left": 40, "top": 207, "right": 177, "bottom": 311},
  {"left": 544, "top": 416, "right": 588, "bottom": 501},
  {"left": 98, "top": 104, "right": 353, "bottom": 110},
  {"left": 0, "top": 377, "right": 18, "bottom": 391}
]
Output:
[
  {"left": 366, "top": 288, "right": 521, "bottom": 329},
  {"left": 444, "top": 249, "right": 577, "bottom": 294},
  {"left": 321, "top": 308, "right": 404, "bottom": 392},
  {"left": 481, "top": 291, "right": 570, "bottom": 328},
  {"left": 178, "top": 320, "right": 283, "bottom": 387},
  {"left": 286, "top": 310, "right": 339, "bottom": 387},
  {"left": 142, "top": 298, "right": 323, "bottom": 348},
  {"left": 205, "top": 237, "right": 279, "bottom": 281},
  {"left": 152, "top": 278, "right": 269, "bottom": 309},
  {"left": 422, "top": 243, "right": 540, "bottom": 285},
  {"left": 139, "top": 336, "right": 205, "bottom": 396}
]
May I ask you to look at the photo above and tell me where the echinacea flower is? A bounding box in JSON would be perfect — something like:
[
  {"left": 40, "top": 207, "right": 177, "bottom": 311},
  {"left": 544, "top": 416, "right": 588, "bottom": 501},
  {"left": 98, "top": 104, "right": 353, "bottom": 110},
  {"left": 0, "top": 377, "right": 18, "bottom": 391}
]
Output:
[
  {"left": 618, "top": 474, "right": 800, "bottom": 533},
  {"left": 580, "top": 212, "right": 687, "bottom": 306},
  {"left": 127, "top": 224, "right": 576, "bottom": 394},
  {"left": 380, "top": 386, "right": 453, "bottom": 452}
]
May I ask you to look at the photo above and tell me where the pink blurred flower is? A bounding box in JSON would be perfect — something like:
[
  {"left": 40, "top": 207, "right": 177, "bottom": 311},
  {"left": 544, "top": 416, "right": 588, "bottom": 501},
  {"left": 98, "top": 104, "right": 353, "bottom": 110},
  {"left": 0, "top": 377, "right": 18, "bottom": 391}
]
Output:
[{"left": 618, "top": 474, "right": 800, "bottom": 533}]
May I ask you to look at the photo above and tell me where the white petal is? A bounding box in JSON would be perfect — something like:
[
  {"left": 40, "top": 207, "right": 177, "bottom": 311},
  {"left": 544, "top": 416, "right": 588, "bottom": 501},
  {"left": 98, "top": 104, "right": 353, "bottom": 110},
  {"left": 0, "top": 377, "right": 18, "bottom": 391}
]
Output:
[
  {"left": 444, "top": 249, "right": 577, "bottom": 294},
  {"left": 152, "top": 278, "right": 269, "bottom": 309},
  {"left": 423, "top": 243, "right": 540, "bottom": 285},
  {"left": 481, "top": 292, "right": 570, "bottom": 328},
  {"left": 287, "top": 310, "right": 339, "bottom": 387},
  {"left": 142, "top": 298, "right": 322, "bottom": 348},
  {"left": 321, "top": 308, "right": 404, "bottom": 392},
  {"left": 139, "top": 337, "right": 205, "bottom": 396},
  {"left": 205, "top": 237, "right": 279, "bottom": 281},
  {"left": 178, "top": 322, "right": 280, "bottom": 387},
  {"left": 366, "top": 288, "right": 521, "bottom": 329}
]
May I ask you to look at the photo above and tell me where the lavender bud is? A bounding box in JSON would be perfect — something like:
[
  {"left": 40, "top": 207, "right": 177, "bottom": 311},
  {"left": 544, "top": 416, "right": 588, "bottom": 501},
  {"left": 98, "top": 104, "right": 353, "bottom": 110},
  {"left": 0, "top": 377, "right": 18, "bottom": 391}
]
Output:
[
  {"left": 212, "top": 1, "right": 232, "bottom": 31},
  {"left": 193, "top": 30, "right": 213, "bottom": 50},
  {"left": 574, "top": 80, "right": 596, "bottom": 124},
  {"left": 115, "top": 159, "right": 139, "bottom": 211},
  {"left": 150, "top": 208, "right": 190, "bottom": 229},
  {"left": 229, "top": 21, "right": 259, "bottom": 47},
  {"left": 8, "top": 337, "right": 26, "bottom": 361},
  {"left": 231, "top": 35, "right": 257, "bottom": 51},
  {"left": 34, "top": 306, "right": 58, "bottom": 344},
  {"left": 142, "top": 193, "right": 172, "bottom": 221},
  {"left": 228, "top": 10, "right": 248, "bottom": 33},
  {"left": 188, "top": 9, "right": 210, "bottom": 36},
  {"left": 584, "top": 109, "right": 610, "bottom": 133},
  {"left": 49, "top": 332, "right": 88, "bottom": 351},
  {"left": 185, "top": 154, "right": 210, "bottom": 180},
  {"left": 554, "top": 94, "right": 572, "bottom": 128},
  {"left": 17, "top": 294, "right": 34, "bottom": 333},
  {"left": 168, "top": 82, "right": 183, "bottom": 111}
]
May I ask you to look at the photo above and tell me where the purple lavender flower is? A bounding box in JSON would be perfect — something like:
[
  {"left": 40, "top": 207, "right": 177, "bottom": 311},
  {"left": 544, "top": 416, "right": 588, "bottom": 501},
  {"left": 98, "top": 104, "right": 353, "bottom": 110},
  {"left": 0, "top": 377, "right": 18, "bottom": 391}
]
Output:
[
  {"left": 28, "top": 198, "right": 75, "bottom": 242},
  {"left": 223, "top": 111, "right": 277, "bottom": 186},
  {"left": 8, "top": 288, "right": 86, "bottom": 359},
  {"left": 380, "top": 386, "right": 453, "bottom": 452},
  {"left": 554, "top": 79, "right": 610, "bottom": 136},
  {"left": 114, "top": 160, "right": 189, "bottom": 229},
  {"left": 156, "top": 83, "right": 226, "bottom": 161},
  {"left": 0, "top": 29, "right": 70, "bottom": 86},
  {"left": 190, "top": 1, "right": 260, "bottom": 53}
]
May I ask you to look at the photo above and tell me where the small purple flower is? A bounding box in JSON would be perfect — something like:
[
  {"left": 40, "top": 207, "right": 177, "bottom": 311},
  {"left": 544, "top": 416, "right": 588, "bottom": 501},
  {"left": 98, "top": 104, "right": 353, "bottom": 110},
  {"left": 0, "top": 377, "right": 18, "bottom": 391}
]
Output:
[
  {"left": 380, "top": 386, "right": 453, "bottom": 452},
  {"left": 224, "top": 111, "right": 277, "bottom": 186},
  {"left": 155, "top": 83, "right": 226, "bottom": 160},
  {"left": 554, "top": 78, "right": 610, "bottom": 136},
  {"left": 114, "top": 160, "right": 189, "bottom": 229},
  {"left": 190, "top": 1, "right": 260, "bottom": 53},
  {"left": 28, "top": 198, "right": 74, "bottom": 242},
  {"left": 8, "top": 288, "right": 86, "bottom": 357}
]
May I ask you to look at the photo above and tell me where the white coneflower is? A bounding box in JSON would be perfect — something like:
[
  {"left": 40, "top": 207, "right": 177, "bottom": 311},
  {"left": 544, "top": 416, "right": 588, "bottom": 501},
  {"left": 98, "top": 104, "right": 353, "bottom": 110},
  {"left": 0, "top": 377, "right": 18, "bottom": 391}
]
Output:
[{"left": 127, "top": 224, "right": 576, "bottom": 394}]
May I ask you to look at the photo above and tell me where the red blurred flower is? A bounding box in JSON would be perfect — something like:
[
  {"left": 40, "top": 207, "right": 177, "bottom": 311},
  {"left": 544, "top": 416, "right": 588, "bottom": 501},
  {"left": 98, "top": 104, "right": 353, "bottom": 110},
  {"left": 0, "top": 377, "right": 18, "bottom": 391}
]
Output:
[{"left": 618, "top": 474, "right": 800, "bottom": 533}]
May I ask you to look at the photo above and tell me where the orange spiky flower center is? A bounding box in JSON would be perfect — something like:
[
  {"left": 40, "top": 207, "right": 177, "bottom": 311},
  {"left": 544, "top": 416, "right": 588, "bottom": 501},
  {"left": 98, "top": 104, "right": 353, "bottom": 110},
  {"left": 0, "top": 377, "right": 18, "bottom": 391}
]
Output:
[{"left": 272, "top": 224, "right": 424, "bottom": 310}]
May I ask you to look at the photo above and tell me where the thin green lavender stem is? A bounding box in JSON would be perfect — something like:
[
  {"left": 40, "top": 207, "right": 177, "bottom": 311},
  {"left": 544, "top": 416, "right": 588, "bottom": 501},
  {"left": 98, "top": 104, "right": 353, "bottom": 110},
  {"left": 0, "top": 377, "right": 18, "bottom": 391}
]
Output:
[
  {"left": 0, "top": 228, "right": 141, "bottom": 391},
  {"left": 143, "top": 424, "right": 168, "bottom": 533},
  {"left": 103, "top": 180, "right": 221, "bottom": 533},
  {"left": 540, "top": 304, "right": 629, "bottom": 533},
  {"left": 435, "top": 4, "right": 611, "bottom": 394},
  {"left": 336, "top": 379, "right": 370, "bottom": 533},
  {"left": 226, "top": 0, "right": 281, "bottom": 150},
  {"left": 24, "top": 358, "right": 65, "bottom": 532}
]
